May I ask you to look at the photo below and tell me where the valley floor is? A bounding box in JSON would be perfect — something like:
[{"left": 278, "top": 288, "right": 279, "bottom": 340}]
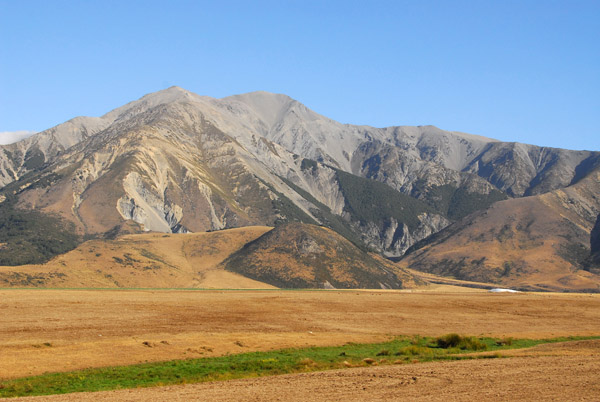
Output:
[{"left": 1, "top": 289, "right": 599, "bottom": 380}]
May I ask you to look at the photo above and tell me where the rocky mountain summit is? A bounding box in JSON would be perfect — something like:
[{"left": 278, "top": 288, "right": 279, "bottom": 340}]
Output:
[{"left": 1, "top": 87, "right": 599, "bottom": 290}]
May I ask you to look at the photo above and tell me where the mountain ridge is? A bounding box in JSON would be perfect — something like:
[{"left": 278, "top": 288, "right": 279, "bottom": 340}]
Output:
[
  {"left": 401, "top": 166, "right": 600, "bottom": 291},
  {"left": 0, "top": 87, "right": 599, "bottom": 290}
]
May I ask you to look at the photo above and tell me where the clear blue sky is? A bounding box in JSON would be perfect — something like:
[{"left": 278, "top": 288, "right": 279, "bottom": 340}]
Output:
[{"left": 1, "top": 0, "right": 599, "bottom": 150}]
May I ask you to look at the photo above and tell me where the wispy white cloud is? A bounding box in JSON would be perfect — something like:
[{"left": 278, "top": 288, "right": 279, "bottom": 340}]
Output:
[{"left": 0, "top": 131, "right": 36, "bottom": 145}]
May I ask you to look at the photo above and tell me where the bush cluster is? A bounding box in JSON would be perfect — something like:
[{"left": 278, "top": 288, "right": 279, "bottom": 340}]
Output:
[{"left": 435, "top": 333, "right": 487, "bottom": 351}]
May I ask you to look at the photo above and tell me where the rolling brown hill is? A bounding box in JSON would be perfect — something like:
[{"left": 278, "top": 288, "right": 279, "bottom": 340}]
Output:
[
  {"left": 401, "top": 168, "right": 600, "bottom": 292},
  {"left": 0, "top": 226, "right": 274, "bottom": 289},
  {"left": 0, "top": 224, "right": 424, "bottom": 290},
  {"left": 222, "top": 223, "right": 421, "bottom": 289}
]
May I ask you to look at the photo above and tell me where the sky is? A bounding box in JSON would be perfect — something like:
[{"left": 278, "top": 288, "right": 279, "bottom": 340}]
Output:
[{"left": 1, "top": 0, "right": 599, "bottom": 150}]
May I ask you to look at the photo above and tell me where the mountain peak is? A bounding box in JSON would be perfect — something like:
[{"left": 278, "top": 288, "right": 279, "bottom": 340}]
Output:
[
  {"left": 101, "top": 86, "right": 204, "bottom": 123},
  {"left": 140, "top": 85, "right": 196, "bottom": 102},
  {"left": 221, "top": 91, "right": 297, "bottom": 129},
  {"left": 225, "top": 90, "right": 293, "bottom": 101}
]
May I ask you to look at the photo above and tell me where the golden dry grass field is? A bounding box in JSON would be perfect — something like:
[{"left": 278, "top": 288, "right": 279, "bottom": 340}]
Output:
[
  {"left": 1, "top": 288, "right": 599, "bottom": 401},
  {"left": 0, "top": 227, "right": 275, "bottom": 289}
]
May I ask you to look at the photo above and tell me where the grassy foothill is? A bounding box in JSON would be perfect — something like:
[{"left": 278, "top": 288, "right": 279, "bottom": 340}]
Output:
[{"left": 0, "top": 335, "right": 596, "bottom": 398}]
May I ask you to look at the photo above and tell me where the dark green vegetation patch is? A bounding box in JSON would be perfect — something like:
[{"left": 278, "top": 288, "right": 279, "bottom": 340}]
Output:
[
  {"left": 0, "top": 196, "right": 80, "bottom": 266},
  {"left": 411, "top": 180, "right": 507, "bottom": 221},
  {"left": 258, "top": 179, "right": 317, "bottom": 226},
  {"left": 335, "top": 170, "right": 433, "bottom": 230},
  {"left": 278, "top": 176, "right": 365, "bottom": 250}
]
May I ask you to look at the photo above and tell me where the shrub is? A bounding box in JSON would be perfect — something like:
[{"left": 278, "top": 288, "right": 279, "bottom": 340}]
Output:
[
  {"left": 435, "top": 334, "right": 487, "bottom": 351},
  {"left": 436, "top": 333, "right": 462, "bottom": 348}
]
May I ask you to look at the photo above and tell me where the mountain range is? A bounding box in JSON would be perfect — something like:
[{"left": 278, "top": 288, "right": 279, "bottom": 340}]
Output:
[{"left": 1, "top": 87, "right": 599, "bottom": 291}]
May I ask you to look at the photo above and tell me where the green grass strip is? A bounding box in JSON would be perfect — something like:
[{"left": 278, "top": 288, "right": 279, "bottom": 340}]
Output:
[{"left": 0, "top": 335, "right": 597, "bottom": 398}]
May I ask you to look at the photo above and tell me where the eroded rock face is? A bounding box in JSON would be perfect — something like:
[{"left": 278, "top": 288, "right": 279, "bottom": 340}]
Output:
[
  {"left": 117, "top": 172, "right": 187, "bottom": 233},
  {"left": 353, "top": 213, "right": 451, "bottom": 258}
]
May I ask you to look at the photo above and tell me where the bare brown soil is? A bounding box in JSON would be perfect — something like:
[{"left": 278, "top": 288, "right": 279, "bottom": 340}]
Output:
[
  {"left": 12, "top": 340, "right": 600, "bottom": 401},
  {"left": 1, "top": 289, "right": 599, "bottom": 381}
]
